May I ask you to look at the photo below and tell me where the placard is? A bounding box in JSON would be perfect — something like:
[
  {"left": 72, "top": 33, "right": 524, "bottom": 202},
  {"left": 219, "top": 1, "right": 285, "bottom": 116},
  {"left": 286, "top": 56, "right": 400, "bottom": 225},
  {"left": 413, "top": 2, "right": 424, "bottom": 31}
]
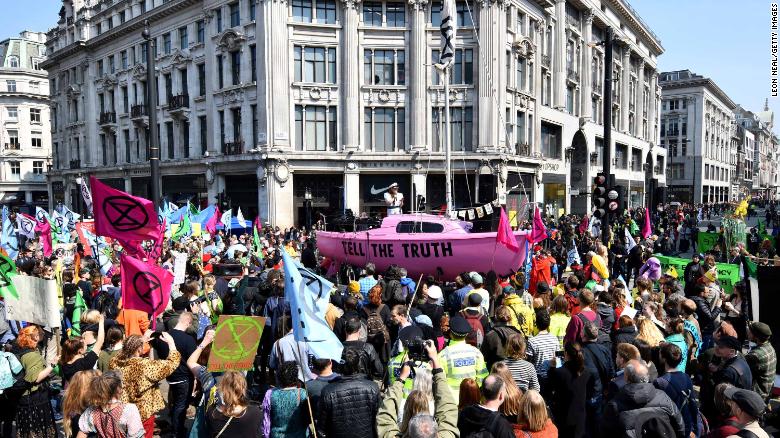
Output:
[{"left": 207, "top": 315, "right": 266, "bottom": 372}]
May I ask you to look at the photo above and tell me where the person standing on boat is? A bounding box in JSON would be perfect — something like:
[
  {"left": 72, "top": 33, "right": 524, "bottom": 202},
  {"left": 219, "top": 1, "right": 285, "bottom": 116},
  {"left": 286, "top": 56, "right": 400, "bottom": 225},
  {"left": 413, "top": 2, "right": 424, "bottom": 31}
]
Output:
[{"left": 384, "top": 183, "right": 404, "bottom": 215}]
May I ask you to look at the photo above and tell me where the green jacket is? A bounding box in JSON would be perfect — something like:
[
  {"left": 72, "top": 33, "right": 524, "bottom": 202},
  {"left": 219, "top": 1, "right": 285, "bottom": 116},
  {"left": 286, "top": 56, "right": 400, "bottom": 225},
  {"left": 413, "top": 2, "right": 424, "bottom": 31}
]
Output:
[{"left": 376, "top": 370, "right": 460, "bottom": 438}]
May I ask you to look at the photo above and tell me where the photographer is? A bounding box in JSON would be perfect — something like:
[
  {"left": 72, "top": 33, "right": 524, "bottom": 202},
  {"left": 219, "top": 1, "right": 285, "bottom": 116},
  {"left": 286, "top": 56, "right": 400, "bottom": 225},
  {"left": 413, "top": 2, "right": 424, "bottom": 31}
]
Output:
[{"left": 377, "top": 340, "right": 458, "bottom": 438}]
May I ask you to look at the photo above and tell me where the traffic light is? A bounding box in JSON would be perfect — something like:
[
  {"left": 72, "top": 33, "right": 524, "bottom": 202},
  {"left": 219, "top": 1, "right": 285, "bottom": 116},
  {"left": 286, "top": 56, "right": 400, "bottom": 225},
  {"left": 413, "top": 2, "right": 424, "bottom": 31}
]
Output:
[
  {"left": 608, "top": 185, "right": 625, "bottom": 217},
  {"left": 592, "top": 173, "right": 608, "bottom": 218}
]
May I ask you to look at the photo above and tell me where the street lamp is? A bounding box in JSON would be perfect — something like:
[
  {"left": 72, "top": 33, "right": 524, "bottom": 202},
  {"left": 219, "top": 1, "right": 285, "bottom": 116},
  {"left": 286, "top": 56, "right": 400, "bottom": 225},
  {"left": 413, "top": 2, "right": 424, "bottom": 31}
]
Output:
[
  {"left": 142, "top": 20, "right": 161, "bottom": 208},
  {"left": 304, "top": 187, "right": 312, "bottom": 229}
]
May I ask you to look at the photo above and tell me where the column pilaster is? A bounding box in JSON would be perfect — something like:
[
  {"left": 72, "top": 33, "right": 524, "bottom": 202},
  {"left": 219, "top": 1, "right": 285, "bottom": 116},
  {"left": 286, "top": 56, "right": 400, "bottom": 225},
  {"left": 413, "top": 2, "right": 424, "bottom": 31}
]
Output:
[
  {"left": 408, "top": 0, "right": 428, "bottom": 151},
  {"left": 637, "top": 59, "right": 645, "bottom": 139},
  {"left": 552, "top": 0, "right": 566, "bottom": 110},
  {"left": 621, "top": 44, "right": 630, "bottom": 132},
  {"left": 268, "top": 0, "right": 291, "bottom": 148},
  {"left": 341, "top": 0, "right": 361, "bottom": 151},
  {"left": 580, "top": 10, "right": 593, "bottom": 119},
  {"left": 477, "top": 0, "right": 505, "bottom": 152}
]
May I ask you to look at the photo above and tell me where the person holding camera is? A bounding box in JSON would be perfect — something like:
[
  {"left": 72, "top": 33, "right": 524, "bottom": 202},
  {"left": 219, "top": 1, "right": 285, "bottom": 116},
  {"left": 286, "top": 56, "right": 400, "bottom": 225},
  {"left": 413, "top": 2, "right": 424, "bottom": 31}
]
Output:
[
  {"left": 438, "top": 316, "right": 488, "bottom": 400},
  {"left": 377, "top": 339, "right": 458, "bottom": 438}
]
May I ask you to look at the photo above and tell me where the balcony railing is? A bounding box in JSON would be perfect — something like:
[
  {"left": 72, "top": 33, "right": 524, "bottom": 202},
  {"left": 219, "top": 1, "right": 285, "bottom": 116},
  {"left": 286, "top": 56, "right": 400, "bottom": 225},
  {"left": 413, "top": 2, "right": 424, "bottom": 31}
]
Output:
[
  {"left": 99, "top": 111, "right": 116, "bottom": 124},
  {"left": 69, "top": 159, "right": 80, "bottom": 169},
  {"left": 4, "top": 143, "right": 20, "bottom": 150},
  {"left": 516, "top": 143, "right": 530, "bottom": 156},
  {"left": 131, "top": 104, "right": 147, "bottom": 118},
  {"left": 567, "top": 68, "right": 579, "bottom": 83},
  {"left": 168, "top": 93, "right": 189, "bottom": 111},
  {"left": 223, "top": 140, "right": 244, "bottom": 155},
  {"left": 541, "top": 55, "right": 551, "bottom": 69}
]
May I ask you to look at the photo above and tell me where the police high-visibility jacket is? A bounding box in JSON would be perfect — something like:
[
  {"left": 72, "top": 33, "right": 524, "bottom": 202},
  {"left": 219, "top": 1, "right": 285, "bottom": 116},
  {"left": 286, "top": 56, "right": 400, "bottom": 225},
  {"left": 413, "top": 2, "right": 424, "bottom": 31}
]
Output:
[{"left": 438, "top": 338, "right": 488, "bottom": 401}]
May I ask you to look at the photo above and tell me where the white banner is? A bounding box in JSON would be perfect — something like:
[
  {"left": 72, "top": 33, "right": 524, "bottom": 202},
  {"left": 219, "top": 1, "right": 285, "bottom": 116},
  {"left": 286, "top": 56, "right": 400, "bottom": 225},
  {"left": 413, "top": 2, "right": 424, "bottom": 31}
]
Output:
[
  {"left": 172, "top": 251, "right": 188, "bottom": 286},
  {"left": 6, "top": 275, "right": 61, "bottom": 328}
]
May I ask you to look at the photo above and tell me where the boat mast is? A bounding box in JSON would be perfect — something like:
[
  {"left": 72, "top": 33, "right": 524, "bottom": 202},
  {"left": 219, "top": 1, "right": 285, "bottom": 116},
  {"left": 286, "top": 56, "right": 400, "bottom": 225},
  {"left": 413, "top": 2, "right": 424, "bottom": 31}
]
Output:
[{"left": 444, "top": 67, "right": 454, "bottom": 215}]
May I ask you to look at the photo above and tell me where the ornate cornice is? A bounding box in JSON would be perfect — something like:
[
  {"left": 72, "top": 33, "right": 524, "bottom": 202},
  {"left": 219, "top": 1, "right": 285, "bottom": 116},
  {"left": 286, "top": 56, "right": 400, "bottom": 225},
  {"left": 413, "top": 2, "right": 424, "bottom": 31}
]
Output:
[
  {"left": 340, "top": 0, "right": 362, "bottom": 9},
  {"left": 216, "top": 29, "right": 247, "bottom": 52},
  {"left": 407, "top": 0, "right": 428, "bottom": 11}
]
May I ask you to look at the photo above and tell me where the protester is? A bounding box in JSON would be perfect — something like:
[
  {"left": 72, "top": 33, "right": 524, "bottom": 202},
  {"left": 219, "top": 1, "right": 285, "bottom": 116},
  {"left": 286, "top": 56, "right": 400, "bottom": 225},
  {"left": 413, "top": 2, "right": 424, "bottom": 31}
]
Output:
[
  {"left": 205, "top": 371, "right": 262, "bottom": 436},
  {"left": 62, "top": 369, "right": 99, "bottom": 437},
  {"left": 544, "top": 342, "right": 594, "bottom": 438},
  {"left": 13, "top": 326, "right": 57, "bottom": 438},
  {"left": 745, "top": 321, "right": 777, "bottom": 400},
  {"left": 261, "top": 361, "right": 310, "bottom": 438},
  {"left": 77, "top": 371, "right": 146, "bottom": 438},
  {"left": 514, "top": 390, "right": 559, "bottom": 438},
  {"left": 457, "top": 374, "right": 515, "bottom": 438}
]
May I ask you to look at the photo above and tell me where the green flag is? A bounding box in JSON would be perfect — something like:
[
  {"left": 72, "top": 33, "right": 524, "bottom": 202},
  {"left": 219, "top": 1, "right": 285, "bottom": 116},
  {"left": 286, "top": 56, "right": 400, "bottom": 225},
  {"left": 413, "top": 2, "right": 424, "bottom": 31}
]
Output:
[
  {"left": 759, "top": 219, "right": 766, "bottom": 235},
  {"left": 629, "top": 219, "right": 639, "bottom": 235},
  {"left": 253, "top": 226, "right": 264, "bottom": 261},
  {"left": 70, "top": 289, "right": 87, "bottom": 337},
  {"left": 189, "top": 202, "right": 199, "bottom": 216},
  {"left": 0, "top": 254, "right": 18, "bottom": 299},
  {"left": 172, "top": 213, "right": 192, "bottom": 241}
]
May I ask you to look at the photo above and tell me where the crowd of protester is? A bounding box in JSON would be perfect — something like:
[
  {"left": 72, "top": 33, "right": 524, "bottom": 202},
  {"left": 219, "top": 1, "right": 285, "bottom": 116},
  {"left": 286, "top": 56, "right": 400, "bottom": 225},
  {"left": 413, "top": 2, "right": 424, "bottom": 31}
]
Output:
[{"left": 0, "top": 202, "right": 777, "bottom": 438}]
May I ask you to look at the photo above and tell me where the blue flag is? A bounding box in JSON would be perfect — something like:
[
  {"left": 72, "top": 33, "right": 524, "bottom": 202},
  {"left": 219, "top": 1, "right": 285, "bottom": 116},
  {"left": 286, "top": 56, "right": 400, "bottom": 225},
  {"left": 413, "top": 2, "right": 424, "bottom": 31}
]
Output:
[
  {"left": 523, "top": 241, "right": 531, "bottom": 290},
  {"left": 56, "top": 203, "right": 80, "bottom": 231},
  {"left": 281, "top": 247, "right": 343, "bottom": 361},
  {"left": 1, "top": 206, "right": 18, "bottom": 259},
  {"left": 83, "top": 228, "right": 113, "bottom": 276}
]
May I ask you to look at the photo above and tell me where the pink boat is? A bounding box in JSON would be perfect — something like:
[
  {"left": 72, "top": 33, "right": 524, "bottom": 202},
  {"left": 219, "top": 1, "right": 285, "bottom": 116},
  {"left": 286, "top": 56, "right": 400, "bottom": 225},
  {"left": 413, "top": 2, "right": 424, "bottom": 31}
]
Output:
[{"left": 316, "top": 214, "right": 528, "bottom": 280}]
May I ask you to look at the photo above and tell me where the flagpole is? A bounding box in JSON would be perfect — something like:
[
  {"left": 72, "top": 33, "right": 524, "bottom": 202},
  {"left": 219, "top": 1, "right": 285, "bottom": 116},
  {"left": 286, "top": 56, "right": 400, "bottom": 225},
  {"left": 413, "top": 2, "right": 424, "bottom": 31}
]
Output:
[{"left": 444, "top": 67, "right": 453, "bottom": 215}]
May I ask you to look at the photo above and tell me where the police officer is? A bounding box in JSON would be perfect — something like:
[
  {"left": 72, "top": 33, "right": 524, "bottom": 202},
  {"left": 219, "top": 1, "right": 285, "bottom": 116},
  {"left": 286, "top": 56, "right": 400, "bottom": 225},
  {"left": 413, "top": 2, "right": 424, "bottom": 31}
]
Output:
[{"left": 438, "top": 316, "right": 488, "bottom": 400}]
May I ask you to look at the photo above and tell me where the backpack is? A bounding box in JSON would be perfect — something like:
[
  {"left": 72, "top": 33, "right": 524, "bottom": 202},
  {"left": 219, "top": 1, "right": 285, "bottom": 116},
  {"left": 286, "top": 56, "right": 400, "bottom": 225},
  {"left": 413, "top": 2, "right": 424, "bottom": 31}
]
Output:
[
  {"left": 632, "top": 408, "right": 677, "bottom": 438},
  {"left": 460, "top": 310, "right": 485, "bottom": 348},
  {"left": 363, "top": 304, "right": 389, "bottom": 344},
  {"left": 94, "top": 291, "right": 119, "bottom": 320}
]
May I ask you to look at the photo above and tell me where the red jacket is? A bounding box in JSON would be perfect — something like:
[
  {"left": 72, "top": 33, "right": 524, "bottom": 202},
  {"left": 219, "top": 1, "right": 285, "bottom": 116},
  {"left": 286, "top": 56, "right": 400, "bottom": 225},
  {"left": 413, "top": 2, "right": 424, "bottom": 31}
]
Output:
[{"left": 529, "top": 255, "right": 555, "bottom": 296}]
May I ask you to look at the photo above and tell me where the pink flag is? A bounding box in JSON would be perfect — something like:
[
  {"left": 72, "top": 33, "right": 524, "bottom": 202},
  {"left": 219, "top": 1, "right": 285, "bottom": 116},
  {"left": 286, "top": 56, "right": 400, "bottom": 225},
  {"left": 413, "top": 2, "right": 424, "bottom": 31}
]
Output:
[
  {"left": 496, "top": 208, "right": 520, "bottom": 252},
  {"left": 642, "top": 208, "right": 653, "bottom": 239},
  {"left": 120, "top": 254, "right": 173, "bottom": 317},
  {"left": 205, "top": 206, "right": 220, "bottom": 235},
  {"left": 91, "top": 176, "right": 160, "bottom": 242},
  {"left": 114, "top": 236, "right": 147, "bottom": 260},
  {"left": 34, "top": 220, "right": 52, "bottom": 258},
  {"left": 528, "top": 206, "right": 548, "bottom": 244},
  {"left": 578, "top": 215, "right": 589, "bottom": 234}
]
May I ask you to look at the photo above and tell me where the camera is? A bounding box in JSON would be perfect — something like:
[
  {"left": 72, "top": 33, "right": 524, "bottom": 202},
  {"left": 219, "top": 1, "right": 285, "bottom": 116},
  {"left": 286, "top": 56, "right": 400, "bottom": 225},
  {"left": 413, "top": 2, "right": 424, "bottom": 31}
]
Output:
[{"left": 405, "top": 338, "right": 430, "bottom": 362}]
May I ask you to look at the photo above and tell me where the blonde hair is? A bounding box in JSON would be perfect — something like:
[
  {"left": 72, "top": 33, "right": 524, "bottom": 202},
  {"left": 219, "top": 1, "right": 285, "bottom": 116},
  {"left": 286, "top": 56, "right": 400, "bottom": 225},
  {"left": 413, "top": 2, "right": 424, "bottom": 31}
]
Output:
[
  {"left": 490, "top": 362, "right": 522, "bottom": 417},
  {"left": 518, "top": 390, "right": 549, "bottom": 432},
  {"left": 203, "top": 275, "right": 216, "bottom": 292},
  {"left": 62, "top": 369, "right": 101, "bottom": 437},
  {"left": 636, "top": 318, "right": 665, "bottom": 347},
  {"left": 217, "top": 371, "right": 248, "bottom": 416},
  {"left": 400, "top": 390, "right": 430, "bottom": 434},
  {"left": 81, "top": 309, "right": 101, "bottom": 325}
]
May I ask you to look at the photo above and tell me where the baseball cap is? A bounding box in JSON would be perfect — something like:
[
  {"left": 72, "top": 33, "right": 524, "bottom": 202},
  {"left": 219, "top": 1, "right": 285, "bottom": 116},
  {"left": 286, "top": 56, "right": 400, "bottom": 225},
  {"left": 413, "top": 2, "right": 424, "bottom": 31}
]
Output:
[
  {"left": 749, "top": 321, "right": 772, "bottom": 339},
  {"left": 724, "top": 387, "right": 766, "bottom": 418},
  {"left": 426, "top": 285, "right": 443, "bottom": 300},
  {"left": 470, "top": 272, "right": 483, "bottom": 284},
  {"left": 467, "top": 293, "right": 483, "bottom": 307}
]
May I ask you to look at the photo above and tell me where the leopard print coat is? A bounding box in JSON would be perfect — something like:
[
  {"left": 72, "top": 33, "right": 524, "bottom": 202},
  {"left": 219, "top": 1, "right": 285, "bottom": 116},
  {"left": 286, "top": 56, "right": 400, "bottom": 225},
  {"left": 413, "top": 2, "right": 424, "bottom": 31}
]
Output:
[{"left": 109, "top": 351, "right": 181, "bottom": 420}]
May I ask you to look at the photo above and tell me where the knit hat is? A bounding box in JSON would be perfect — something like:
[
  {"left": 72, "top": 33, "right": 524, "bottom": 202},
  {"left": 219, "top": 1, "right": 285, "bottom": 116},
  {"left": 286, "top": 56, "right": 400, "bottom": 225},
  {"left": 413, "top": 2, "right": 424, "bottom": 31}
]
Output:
[
  {"left": 426, "top": 285, "right": 443, "bottom": 300},
  {"left": 704, "top": 269, "right": 718, "bottom": 283},
  {"left": 414, "top": 314, "right": 433, "bottom": 328}
]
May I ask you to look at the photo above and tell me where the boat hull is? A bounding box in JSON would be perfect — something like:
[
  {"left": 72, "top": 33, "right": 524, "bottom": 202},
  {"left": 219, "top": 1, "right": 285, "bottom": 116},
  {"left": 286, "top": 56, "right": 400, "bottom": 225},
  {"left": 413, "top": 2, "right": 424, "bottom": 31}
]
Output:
[{"left": 316, "top": 230, "right": 528, "bottom": 280}]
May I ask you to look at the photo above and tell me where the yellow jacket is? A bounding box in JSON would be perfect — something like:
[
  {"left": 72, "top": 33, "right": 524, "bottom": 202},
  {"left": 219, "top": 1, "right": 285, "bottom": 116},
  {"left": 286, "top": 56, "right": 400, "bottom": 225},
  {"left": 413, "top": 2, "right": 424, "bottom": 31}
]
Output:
[{"left": 503, "top": 294, "right": 536, "bottom": 337}]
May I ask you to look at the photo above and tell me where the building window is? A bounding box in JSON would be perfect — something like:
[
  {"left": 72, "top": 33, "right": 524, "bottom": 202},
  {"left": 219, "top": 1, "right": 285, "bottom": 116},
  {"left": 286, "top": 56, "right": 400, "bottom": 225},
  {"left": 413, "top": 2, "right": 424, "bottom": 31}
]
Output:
[
  {"left": 6, "top": 107, "right": 18, "bottom": 120},
  {"left": 97, "top": 60, "right": 104, "bottom": 76},
  {"left": 5, "top": 80, "right": 15, "bottom": 92},
  {"left": 231, "top": 51, "right": 241, "bottom": 85},
  {"left": 29, "top": 108, "right": 41, "bottom": 123},
  {"left": 364, "top": 107, "right": 405, "bottom": 151},
  {"left": 431, "top": 48, "right": 472, "bottom": 85},
  {"left": 33, "top": 161, "right": 43, "bottom": 174},
  {"left": 540, "top": 122, "right": 561, "bottom": 159},
  {"left": 631, "top": 148, "right": 642, "bottom": 171},
  {"left": 565, "top": 86, "right": 575, "bottom": 115},
  {"left": 216, "top": 8, "right": 223, "bottom": 32},
  {"left": 31, "top": 134, "right": 42, "bottom": 148},
  {"left": 294, "top": 46, "right": 337, "bottom": 83},
  {"left": 7, "top": 56, "right": 19, "bottom": 68},
  {"left": 429, "top": 1, "right": 471, "bottom": 26},
  {"left": 251, "top": 44, "right": 257, "bottom": 82},
  {"left": 179, "top": 26, "right": 188, "bottom": 48},
  {"left": 251, "top": 104, "right": 258, "bottom": 145},
  {"left": 166, "top": 121, "right": 174, "bottom": 159},
  {"left": 29, "top": 81, "right": 39, "bottom": 93},
  {"left": 197, "top": 20, "right": 205, "bottom": 44},
  {"left": 198, "top": 64, "right": 206, "bottom": 96},
  {"left": 182, "top": 121, "right": 190, "bottom": 158},
  {"left": 217, "top": 54, "right": 224, "bottom": 88},
  {"left": 316, "top": 0, "right": 337, "bottom": 23},
  {"left": 9, "top": 162, "right": 20, "bottom": 176},
  {"left": 295, "top": 105, "right": 337, "bottom": 151},
  {"left": 364, "top": 49, "right": 405, "bottom": 85},
  {"left": 516, "top": 56, "right": 527, "bottom": 90},
  {"left": 6, "top": 130, "right": 19, "bottom": 149},
  {"left": 119, "top": 10, "right": 126, "bottom": 24},
  {"left": 122, "top": 86, "right": 128, "bottom": 113},
  {"left": 230, "top": 2, "right": 240, "bottom": 27},
  {"left": 163, "top": 33, "right": 172, "bottom": 54},
  {"left": 516, "top": 111, "right": 526, "bottom": 145},
  {"left": 250, "top": 0, "right": 256, "bottom": 20},
  {"left": 292, "top": 0, "right": 313, "bottom": 22},
  {"left": 96, "top": 22, "right": 102, "bottom": 35},
  {"left": 164, "top": 73, "right": 172, "bottom": 101},
  {"left": 219, "top": 110, "right": 225, "bottom": 148},
  {"left": 109, "top": 55, "right": 115, "bottom": 73},
  {"left": 199, "top": 115, "right": 208, "bottom": 155},
  {"left": 123, "top": 129, "right": 130, "bottom": 163},
  {"left": 121, "top": 50, "right": 128, "bottom": 69},
  {"left": 363, "top": 2, "right": 382, "bottom": 25},
  {"left": 432, "top": 107, "right": 473, "bottom": 152},
  {"left": 615, "top": 143, "right": 628, "bottom": 169},
  {"left": 231, "top": 107, "right": 241, "bottom": 142},
  {"left": 386, "top": 2, "right": 405, "bottom": 26}
]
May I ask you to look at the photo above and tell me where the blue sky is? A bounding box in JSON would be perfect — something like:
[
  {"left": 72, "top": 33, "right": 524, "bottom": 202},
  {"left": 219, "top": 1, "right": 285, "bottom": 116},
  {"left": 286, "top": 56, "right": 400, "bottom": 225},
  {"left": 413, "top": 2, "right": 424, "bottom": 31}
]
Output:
[{"left": 1, "top": 0, "right": 777, "bottom": 132}]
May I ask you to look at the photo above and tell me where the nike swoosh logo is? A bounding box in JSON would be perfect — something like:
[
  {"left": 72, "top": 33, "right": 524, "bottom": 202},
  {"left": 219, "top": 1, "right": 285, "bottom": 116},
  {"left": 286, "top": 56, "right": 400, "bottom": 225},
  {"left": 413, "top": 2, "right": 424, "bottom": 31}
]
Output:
[{"left": 370, "top": 184, "right": 394, "bottom": 195}]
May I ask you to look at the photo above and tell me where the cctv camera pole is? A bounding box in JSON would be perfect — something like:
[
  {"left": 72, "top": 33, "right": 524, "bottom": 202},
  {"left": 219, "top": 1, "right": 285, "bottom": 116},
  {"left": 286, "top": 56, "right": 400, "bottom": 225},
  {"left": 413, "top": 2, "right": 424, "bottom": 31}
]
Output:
[
  {"left": 602, "top": 26, "right": 613, "bottom": 246},
  {"left": 143, "top": 20, "right": 161, "bottom": 208}
]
